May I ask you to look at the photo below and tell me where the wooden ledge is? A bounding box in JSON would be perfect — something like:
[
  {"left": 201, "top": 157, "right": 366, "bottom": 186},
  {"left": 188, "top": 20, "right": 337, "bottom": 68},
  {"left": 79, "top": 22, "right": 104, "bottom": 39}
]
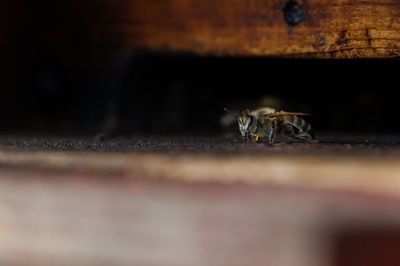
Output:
[{"left": 1, "top": 150, "right": 400, "bottom": 198}]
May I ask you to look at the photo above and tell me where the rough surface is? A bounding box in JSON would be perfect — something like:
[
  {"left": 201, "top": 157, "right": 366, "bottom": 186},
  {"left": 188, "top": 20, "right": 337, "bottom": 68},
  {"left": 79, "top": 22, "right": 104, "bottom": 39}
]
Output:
[
  {"left": 0, "top": 134, "right": 400, "bottom": 154},
  {"left": 113, "top": 0, "right": 400, "bottom": 58},
  {"left": 7, "top": 0, "right": 400, "bottom": 60}
]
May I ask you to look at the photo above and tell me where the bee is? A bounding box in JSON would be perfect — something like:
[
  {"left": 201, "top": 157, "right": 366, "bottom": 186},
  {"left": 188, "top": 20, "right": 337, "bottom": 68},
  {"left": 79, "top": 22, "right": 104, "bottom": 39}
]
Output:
[{"left": 225, "top": 107, "right": 315, "bottom": 144}]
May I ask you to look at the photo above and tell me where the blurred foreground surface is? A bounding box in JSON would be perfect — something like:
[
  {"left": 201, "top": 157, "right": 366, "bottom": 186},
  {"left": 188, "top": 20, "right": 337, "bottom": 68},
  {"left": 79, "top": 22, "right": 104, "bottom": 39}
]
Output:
[{"left": 1, "top": 136, "right": 400, "bottom": 266}]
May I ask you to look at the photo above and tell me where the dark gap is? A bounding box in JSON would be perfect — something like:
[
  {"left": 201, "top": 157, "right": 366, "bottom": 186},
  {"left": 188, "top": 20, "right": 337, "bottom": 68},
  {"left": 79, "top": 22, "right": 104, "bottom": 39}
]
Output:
[{"left": 2, "top": 51, "right": 400, "bottom": 136}]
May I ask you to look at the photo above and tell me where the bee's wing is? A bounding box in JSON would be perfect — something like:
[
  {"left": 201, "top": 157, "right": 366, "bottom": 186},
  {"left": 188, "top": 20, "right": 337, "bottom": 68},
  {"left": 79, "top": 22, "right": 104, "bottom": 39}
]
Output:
[
  {"left": 252, "top": 107, "right": 276, "bottom": 116},
  {"left": 267, "top": 112, "right": 310, "bottom": 117}
]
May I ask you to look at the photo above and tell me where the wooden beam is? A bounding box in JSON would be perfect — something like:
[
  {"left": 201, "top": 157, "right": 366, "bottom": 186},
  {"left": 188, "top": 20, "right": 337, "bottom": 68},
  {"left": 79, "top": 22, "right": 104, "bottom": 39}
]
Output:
[{"left": 104, "top": 0, "right": 400, "bottom": 58}]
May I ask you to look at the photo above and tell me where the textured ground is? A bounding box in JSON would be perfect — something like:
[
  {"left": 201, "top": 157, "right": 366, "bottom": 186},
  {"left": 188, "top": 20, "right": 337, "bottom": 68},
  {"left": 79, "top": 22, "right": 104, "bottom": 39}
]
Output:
[{"left": 0, "top": 134, "right": 400, "bottom": 154}]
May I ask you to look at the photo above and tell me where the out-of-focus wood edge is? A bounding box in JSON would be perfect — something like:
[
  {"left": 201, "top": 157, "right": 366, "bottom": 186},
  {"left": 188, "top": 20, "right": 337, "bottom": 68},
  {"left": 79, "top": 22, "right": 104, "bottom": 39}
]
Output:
[
  {"left": 1, "top": 150, "right": 400, "bottom": 198},
  {"left": 106, "top": 0, "right": 400, "bottom": 58},
  {"left": 2, "top": 150, "right": 400, "bottom": 266}
]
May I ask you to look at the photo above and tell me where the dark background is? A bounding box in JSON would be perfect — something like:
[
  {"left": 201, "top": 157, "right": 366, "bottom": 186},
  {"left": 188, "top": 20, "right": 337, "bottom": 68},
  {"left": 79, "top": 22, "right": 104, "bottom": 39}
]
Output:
[{"left": 2, "top": 2, "right": 399, "bottom": 136}]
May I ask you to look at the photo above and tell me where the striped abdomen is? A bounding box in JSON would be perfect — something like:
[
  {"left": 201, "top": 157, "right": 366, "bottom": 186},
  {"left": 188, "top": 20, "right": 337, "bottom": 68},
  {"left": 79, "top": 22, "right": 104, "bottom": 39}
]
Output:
[{"left": 281, "top": 115, "right": 312, "bottom": 133}]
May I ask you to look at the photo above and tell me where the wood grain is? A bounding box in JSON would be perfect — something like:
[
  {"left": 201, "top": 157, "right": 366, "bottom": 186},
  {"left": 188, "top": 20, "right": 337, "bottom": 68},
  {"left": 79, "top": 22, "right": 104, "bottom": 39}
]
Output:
[
  {"left": 5, "top": 0, "right": 400, "bottom": 71},
  {"left": 100, "top": 0, "right": 400, "bottom": 58}
]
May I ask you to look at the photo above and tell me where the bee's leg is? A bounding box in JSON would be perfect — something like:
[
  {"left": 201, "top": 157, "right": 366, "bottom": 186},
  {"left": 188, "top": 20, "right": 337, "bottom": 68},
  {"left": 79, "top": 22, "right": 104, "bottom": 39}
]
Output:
[
  {"left": 284, "top": 124, "right": 313, "bottom": 143},
  {"left": 297, "top": 132, "right": 313, "bottom": 142},
  {"left": 268, "top": 120, "right": 278, "bottom": 144},
  {"left": 244, "top": 134, "right": 256, "bottom": 143}
]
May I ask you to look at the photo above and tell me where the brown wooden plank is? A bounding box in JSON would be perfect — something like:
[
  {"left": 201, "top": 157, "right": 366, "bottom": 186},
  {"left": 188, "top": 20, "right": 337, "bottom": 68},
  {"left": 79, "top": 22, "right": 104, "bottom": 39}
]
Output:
[
  {"left": 101, "top": 0, "right": 400, "bottom": 58},
  {"left": 5, "top": 0, "right": 400, "bottom": 69}
]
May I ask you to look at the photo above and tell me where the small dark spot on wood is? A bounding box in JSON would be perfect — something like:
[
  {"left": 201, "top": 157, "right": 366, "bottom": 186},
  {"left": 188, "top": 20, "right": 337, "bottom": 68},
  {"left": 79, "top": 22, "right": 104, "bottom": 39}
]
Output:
[
  {"left": 337, "top": 30, "right": 349, "bottom": 46},
  {"left": 365, "top": 29, "right": 372, "bottom": 46},
  {"left": 283, "top": 1, "right": 303, "bottom": 27}
]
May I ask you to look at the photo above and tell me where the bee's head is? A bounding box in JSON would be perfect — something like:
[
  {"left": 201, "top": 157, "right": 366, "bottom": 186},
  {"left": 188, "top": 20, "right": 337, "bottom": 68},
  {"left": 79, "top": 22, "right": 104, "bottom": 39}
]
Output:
[{"left": 238, "top": 109, "right": 255, "bottom": 137}]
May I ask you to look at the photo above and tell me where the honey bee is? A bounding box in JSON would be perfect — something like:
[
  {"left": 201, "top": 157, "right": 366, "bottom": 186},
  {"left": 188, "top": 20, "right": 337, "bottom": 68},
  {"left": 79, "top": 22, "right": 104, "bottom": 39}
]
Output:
[{"left": 225, "top": 107, "right": 315, "bottom": 144}]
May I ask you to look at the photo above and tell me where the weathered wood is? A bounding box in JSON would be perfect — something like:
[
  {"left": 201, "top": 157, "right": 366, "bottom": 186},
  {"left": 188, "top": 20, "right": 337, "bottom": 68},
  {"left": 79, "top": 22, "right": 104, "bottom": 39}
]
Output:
[
  {"left": 102, "top": 0, "right": 400, "bottom": 58},
  {"left": 5, "top": 0, "right": 400, "bottom": 71},
  {"left": 2, "top": 150, "right": 400, "bottom": 265}
]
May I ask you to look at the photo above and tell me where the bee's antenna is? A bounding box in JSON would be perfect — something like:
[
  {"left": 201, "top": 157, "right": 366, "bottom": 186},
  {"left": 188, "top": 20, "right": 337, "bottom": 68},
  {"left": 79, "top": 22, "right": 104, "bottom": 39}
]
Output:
[{"left": 224, "top": 108, "right": 239, "bottom": 117}]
